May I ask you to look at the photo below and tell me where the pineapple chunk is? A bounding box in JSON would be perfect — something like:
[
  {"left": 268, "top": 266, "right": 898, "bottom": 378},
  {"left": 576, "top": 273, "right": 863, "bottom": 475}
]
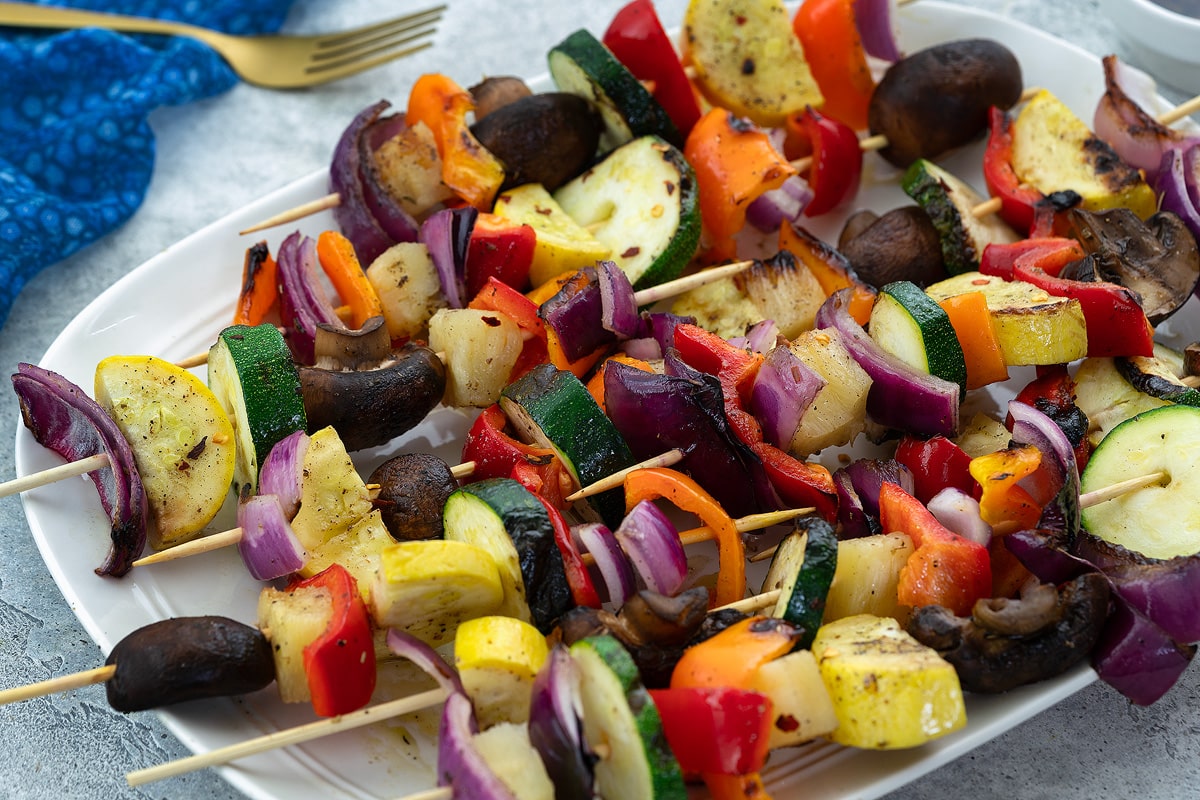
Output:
[
  {"left": 955, "top": 412, "right": 1011, "bottom": 459},
  {"left": 473, "top": 723, "right": 556, "bottom": 800},
  {"left": 289, "top": 426, "right": 372, "bottom": 551},
  {"left": 257, "top": 582, "right": 333, "bottom": 704},
  {"left": 455, "top": 616, "right": 549, "bottom": 728},
  {"left": 786, "top": 328, "right": 872, "bottom": 457},
  {"left": 429, "top": 308, "right": 524, "bottom": 408},
  {"left": 1012, "top": 89, "right": 1157, "bottom": 219},
  {"left": 372, "top": 120, "right": 455, "bottom": 218},
  {"left": 812, "top": 614, "right": 966, "bottom": 749},
  {"left": 748, "top": 650, "right": 838, "bottom": 749},
  {"left": 924, "top": 272, "right": 1088, "bottom": 366},
  {"left": 822, "top": 532, "right": 914, "bottom": 623},
  {"left": 493, "top": 183, "right": 611, "bottom": 288},
  {"left": 298, "top": 509, "right": 393, "bottom": 605},
  {"left": 669, "top": 276, "right": 764, "bottom": 340},
  {"left": 366, "top": 242, "right": 446, "bottom": 341}
]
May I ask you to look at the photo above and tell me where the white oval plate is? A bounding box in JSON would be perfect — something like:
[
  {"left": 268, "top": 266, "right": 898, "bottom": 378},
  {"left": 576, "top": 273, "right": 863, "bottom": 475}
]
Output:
[{"left": 15, "top": 3, "right": 1194, "bottom": 799}]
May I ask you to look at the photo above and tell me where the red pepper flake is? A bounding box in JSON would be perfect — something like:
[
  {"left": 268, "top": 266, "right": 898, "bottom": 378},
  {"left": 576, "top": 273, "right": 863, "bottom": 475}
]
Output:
[
  {"left": 481, "top": 315, "right": 502, "bottom": 327},
  {"left": 622, "top": 246, "right": 641, "bottom": 258},
  {"left": 741, "top": 58, "right": 756, "bottom": 75},
  {"left": 775, "top": 714, "right": 800, "bottom": 733},
  {"left": 186, "top": 436, "right": 208, "bottom": 460}
]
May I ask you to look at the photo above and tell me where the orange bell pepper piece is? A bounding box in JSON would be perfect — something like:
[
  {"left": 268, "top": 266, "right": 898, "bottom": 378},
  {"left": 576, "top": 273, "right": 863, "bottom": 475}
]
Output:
[
  {"left": 624, "top": 467, "right": 745, "bottom": 608},
  {"left": 879, "top": 481, "right": 992, "bottom": 616},
  {"left": 792, "top": 0, "right": 875, "bottom": 131},
  {"left": 671, "top": 615, "right": 800, "bottom": 690},
  {"left": 685, "top": 109, "right": 796, "bottom": 261},
  {"left": 232, "top": 241, "right": 278, "bottom": 327},
  {"left": 778, "top": 221, "right": 875, "bottom": 325},
  {"left": 937, "top": 290, "right": 1009, "bottom": 390},
  {"left": 405, "top": 73, "right": 505, "bottom": 210},
  {"left": 968, "top": 445, "right": 1044, "bottom": 534},
  {"left": 315, "top": 230, "right": 384, "bottom": 330}
]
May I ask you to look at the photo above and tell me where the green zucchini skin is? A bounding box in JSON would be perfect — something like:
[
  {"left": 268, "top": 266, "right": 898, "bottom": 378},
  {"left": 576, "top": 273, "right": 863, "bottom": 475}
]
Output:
[
  {"left": 501, "top": 364, "right": 636, "bottom": 527},
  {"left": 1116, "top": 347, "right": 1200, "bottom": 408},
  {"left": 457, "top": 478, "right": 574, "bottom": 632},
  {"left": 548, "top": 29, "right": 682, "bottom": 150},
  {"left": 872, "top": 280, "right": 968, "bottom": 397},
  {"left": 774, "top": 516, "right": 838, "bottom": 650}
]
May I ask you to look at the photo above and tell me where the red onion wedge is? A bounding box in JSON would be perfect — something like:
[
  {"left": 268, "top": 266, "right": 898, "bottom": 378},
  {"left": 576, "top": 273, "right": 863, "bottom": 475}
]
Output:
[
  {"left": 421, "top": 207, "right": 478, "bottom": 310},
  {"left": 927, "top": 487, "right": 992, "bottom": 547},
  {"left": 12, "top": 363, "right": 148, "bottom": 577},
  {"left": 540, "top": 267, "right": 618, "bottom": 363},
  {"left": 528, "top": 646, "right": 594, "bottom": 799},
  {"left": 598, "top": 260, "right": 639, "bottom": 339},
  {"left": 745, "top": 174, "right": 813, "bottom": 232},
  {"left": 276, "top": 231, "right": 342, "bottom": 366},
  {"left": 1093, "top": 56, "right": 1200, "bottom": 180},
  {"left": 614, "top": 500, "right": 688, "bottom": 596},
  {"left": 236, "top": 494, "right": 307, "bottom": 581},
  {"left": 1092, "top": 596, "right": 1195, "bottom": 706},
  {"left": 1156, "top": 145, "right": 1200, "bottom": 247},
  {"left": 573, "top": 522, "right": 636, "bottom": 607},
  {"left": 330, "top": 101, "right": 409, "bottom": 267},
  {"left": 816, "top": 289, "right": 959, "bottom": 437},
  {"left": 256, "top": 430, "right": 309, "bottom": 521},
  {"left": 438, "top": 691, "right": 517, "bottom": 800},
  {"left": 386, "top": 628, "right": 466, "bottom": 698},
  {"left": 854, "top": 0, "right": 902, "bottom": 62},
  {"left": 750, "top": 344, "right": 826, "bottom": 450}
]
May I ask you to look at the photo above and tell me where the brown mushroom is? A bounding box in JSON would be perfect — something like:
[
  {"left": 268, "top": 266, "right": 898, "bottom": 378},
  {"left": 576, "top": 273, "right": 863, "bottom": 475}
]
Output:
[
  {"left": 297, "top": 318, "right": 446, "bottom": 452},
  {"left": 368, "top": 453, "right": 458, "bottom": 541},
  {"left": 906, "top": 573, "right": 1111, "bottom": 693},
  {"left": 471, "top": 92, "right": 602, "bottom": 191}
]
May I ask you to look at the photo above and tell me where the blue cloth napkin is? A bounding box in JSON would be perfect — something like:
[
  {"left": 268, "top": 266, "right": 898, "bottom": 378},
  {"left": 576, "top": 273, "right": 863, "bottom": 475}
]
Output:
[{"left": 0, "top": 0, "right": 294, "bottom": 327}]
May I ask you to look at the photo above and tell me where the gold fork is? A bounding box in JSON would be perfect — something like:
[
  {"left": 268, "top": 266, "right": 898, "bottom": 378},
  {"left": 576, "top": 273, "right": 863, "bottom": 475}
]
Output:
[{"left": 0, "top": 2, "right": 446, "bottom": 89}]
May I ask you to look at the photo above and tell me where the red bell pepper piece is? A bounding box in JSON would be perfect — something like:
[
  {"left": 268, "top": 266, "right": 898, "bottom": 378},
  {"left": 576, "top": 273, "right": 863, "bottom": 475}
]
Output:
[
  {"left": 673, "top": 323, "right": 838, "bottom": 519},
  {"left": 894, "top": 434, "right": 978, "bottom": 505},
  {"left": 979, "top": 237, "right": 1086, "bottom": 281},
  {"left": 983, "top": 106, "right": 1045, "bottom": 235},
  {"left": 464, "top": 213, "right": 536, "bottom": 298},
  {"left": 792, "top": 0, "right": 875, "bottom": 131},
  {"left": 982, "top": 238, "right": 1155, "bottom": 358},
  {"left": 685, "top": 109, "right": 797, "bottom": 261},
  {"left": 461, "top": 405, "right": 570, "bottom": 508},
  {"left": 602, "top": 0, "right": 701, "bottom": 138},
  {"left": 531, "top": 492, "right": 601, "bottom": 608},
  {"left": 649, "top": 687, "right": 773, "bottom": 776},
  {"left": 788, "top": 106, "right": 862, "bottom": 217},
  {"left": 293, "top": 563, "right": 376, "bottom": 717},
  {"left": 879, "top": 481, "right": 992, "bottom": 616},
  {"left": 233, "top": 242, "right": 278, "bottom": 326},
  {"left": 468, "top": 276, "right": 548, "bottom": 380}
]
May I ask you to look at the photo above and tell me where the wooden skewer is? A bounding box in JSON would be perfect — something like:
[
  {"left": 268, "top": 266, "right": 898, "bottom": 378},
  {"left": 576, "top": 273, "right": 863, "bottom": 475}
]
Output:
[
  {"left": 0, "top": 452, "right": 110, "bottom": 500},
  {"left": 125, "top": 686, "right": 448, "bottom": 787},
  {"left": 131, "top": 460, "right": 478, "bottom": 568},
  {"left": 566, "top": 449, "right": 687, "bottom": 501},
  {"left": 239, "top": 192, "right": 342, "bottom": 235},
  {"left": 1079, "top": 470, "right": 1168, "bottom": 508},
  {"left": 0, "top": 664, "right": 116, "bottom": 706}
]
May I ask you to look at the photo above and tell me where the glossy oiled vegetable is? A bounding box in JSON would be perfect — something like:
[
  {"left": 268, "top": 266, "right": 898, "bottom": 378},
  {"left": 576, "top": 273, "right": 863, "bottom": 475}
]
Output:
[
  {"left": 105, "top": 616, "right": 274, "bottom": 713},
  {"left": 869, "top": 39, "right": 1022, "bottom": 167}
]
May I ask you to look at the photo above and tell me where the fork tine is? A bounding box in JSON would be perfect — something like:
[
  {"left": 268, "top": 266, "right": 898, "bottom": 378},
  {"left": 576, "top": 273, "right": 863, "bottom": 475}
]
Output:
[
  {"left": 314, "top": 5, "right": 445, "bottom": 50},
  {"left": 307, "top": 25, "right": 438, "bottom": 72},
  {"left": 311, "top": 22, "right": 439, "bottom": 64},
  {"left": 304, "top": 36, "right": 436, "bottom": 81}
]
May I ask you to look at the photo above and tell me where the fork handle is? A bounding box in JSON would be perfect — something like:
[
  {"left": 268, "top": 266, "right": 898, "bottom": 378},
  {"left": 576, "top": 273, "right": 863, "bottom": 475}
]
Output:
[{"left": 0, "top": 2, "right": 209, "bottom": 39}]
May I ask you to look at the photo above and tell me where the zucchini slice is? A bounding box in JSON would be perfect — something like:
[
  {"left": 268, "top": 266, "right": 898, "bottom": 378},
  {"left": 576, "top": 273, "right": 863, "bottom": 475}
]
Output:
[
  {"left": 500, "top": 364, "right": 635, "bottom": 526},
  {"left": 553, "top": 135, "right": 700, "bottom": 290},
  {"left": 1080, "top": 404, "right": 1200, "bottom": 560},
  {"left": 869, "top": 280, "right": 967, "bottom": 396},
  {"left": 763, "top": 516, "right": 838, "bottom": 649},
  {"left": 1115, "top": 343, "right": 1200, "bottom": 408},
  {"left": 443, "top": 477, "right": 573, "bottom": 631},
  {"left": 569, "top": 635, "right": 686, "bottom": 800},
  {"left": 902, "top": 159, "right": 1019, "bottom": 274},
  {"left": 207, "top": 324, "right": 307, "bottom": 494},
  {"left": 548, "top": 29, "right": 681, "bottom": 152}
]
